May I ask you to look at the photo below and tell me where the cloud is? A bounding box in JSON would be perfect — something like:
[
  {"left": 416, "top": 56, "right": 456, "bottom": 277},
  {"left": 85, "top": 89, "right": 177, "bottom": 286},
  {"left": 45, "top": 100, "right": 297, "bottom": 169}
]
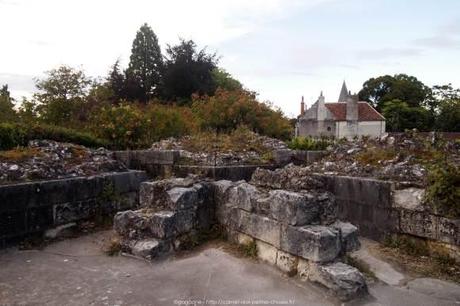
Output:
[
  {"left": 0, "top": 73, "right": 35, "bottom": 93},
  {"left": 414, "top": 36, "right": 460, "bottom": 49},
  {"left": 357, "top": 48, "right": 422, "bottom": 59}
]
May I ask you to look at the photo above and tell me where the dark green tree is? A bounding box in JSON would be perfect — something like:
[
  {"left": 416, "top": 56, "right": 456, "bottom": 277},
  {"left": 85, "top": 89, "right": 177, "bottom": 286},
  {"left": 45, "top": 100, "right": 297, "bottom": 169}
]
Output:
[
  {"left": 436, "top": 98, "right": 460, "bottom": 132},
  {"left": 126, "top": 23, "right": 163, "bottom": 102},
  {"left": 107, "top": 59, "right": 126, "bottom": 102},
  {"left": 0, "top": 84, "right": 17, "bottom": 122},
  {"left": 162, "top": 39, "right": 218, "bottom": 103},
  {"left": 358, "top": 74, "right": 430, "bottom": 111},
  {"left": 382, "top": 99, "right": 433, "bottom": 132},
  {"left": 34, "top": 65, "right": 91, "bottom": 125}
]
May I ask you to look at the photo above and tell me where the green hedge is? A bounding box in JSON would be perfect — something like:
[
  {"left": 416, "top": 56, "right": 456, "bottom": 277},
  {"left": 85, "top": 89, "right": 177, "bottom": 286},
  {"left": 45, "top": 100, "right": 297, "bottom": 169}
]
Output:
[
  {"left": 0, "top": 123, "right": 109, "bottom": 150},
  {"left": 287, "top": 136, "right": 333, "bottom": 151}
]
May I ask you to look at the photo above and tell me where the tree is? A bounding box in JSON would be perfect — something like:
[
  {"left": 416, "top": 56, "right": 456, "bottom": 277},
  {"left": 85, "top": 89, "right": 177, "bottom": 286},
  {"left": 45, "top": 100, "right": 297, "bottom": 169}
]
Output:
[
  {"left": 126, "top": 23, "right": 163, "bottom": 102},
  {"left": 162, "top": 39, "right": 218, "bottom": 103},
  {"left": 34, "top": 65, "right": 91, "bottom": 125},
  {"left": 436, "top": 99, "right": 460, "bottom": 132},
  {"left": 0, "top": 84, "right": 17, "bottom": 122},
  {"left": 382, "top": 99, "right": 433, "bottom": 132},
  {"left": 358, "top": 74, "right": 430, "bottom": 111},
  {"left": 107, "top": 59, "right": 126, "bottom": 102},
  {"left": 211, "top": 68, "right": 242, "bottom": 91}
]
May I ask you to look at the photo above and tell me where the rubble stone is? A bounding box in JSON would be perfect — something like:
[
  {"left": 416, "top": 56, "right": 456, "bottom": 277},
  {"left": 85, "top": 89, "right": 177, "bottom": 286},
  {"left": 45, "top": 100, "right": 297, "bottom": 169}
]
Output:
[
  {"left": 308, "top": 262, "right": 367, "bottom": 301},
  {"left": 276, "top": 250, "right": 298, "bottom": 276},
  {"left": 331, "top": 221, "right": 360, "bottom": 252},
  {"left": 227, "top": 182, "right": 259, "bottom": 212}
]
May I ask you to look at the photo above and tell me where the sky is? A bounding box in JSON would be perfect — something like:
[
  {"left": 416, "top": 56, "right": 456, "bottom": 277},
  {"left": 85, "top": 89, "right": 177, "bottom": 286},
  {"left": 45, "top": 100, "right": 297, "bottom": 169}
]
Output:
[{"left": 1, "top": 0, "right": 459, "bottom": 118}]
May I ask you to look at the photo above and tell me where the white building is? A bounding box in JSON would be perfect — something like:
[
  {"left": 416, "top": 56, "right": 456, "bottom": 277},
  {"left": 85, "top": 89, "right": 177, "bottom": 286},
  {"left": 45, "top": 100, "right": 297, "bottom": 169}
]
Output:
[{"left": 295, "top": 82, "right": 386, "bottom": 139}]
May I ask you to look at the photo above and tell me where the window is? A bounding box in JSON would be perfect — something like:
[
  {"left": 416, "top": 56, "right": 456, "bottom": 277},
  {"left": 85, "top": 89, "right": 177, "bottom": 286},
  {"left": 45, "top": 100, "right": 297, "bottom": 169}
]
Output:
[{"left": 327, "top": 126, "right": 331, "bottom": 131}]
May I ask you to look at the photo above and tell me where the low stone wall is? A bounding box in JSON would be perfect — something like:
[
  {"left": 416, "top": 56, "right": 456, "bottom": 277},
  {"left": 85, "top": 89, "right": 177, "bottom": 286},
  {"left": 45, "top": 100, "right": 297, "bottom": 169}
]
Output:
[
  {"left": 114, "top": 150, "right": 179, "bottom": 178},
  {"left": 0, "top": 170, "right": 148, "bottom": 247},
  {"left": 114, "top": 149, "right": 324, "bottom": 181},
  {"left": 114, "top": 178, "right": 367, "bottom": 301},
  {"left": 317, "top": 174, "right": 460, "bottom": 259}
]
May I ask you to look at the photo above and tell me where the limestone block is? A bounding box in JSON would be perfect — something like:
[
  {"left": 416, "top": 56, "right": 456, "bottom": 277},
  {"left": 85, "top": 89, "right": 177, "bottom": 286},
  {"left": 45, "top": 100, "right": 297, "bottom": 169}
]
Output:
[
  {"left": 276, "top": 250, "right": 298, "bottom": 276},
  {"left": 211, "top": 180, "right": 234, "bottom": 206},
  {"left": 317, "top": 192, "right": 338, "bottom": 225},
  {"left": 281, "top": 225, "right": 341, "bottom": 262},
  {"left": 256, "top": 240, "right": 278, "bottom": 265},
  {"left": 113, "top": 210, "right": 150, "bottom": 239},
  {"left": 437, "top": 217, "right": 460, "bottom": 246},
  {"left": 236, "top": 232, "right": 254, "bottom": 245},
  {"left": 149, "top": 211, "right": 176, "bottom": 239},
  {"left": 267, "top": 190, "right": 320, "bottom": 226},
  {"left": 331, "top": 221, "right": 361, "bottom": 252},
  {"left": 167, "top": 187, "right": 198, "bottom": 210},
  {"left": 308, "top": 262, "right": 367, "bottom": 301},
  {"left": 399, "top": 209, "right": 437, "bottom": 240},
  {"left": 228, "top": 182, "right": 259, "bottom": 212},
  {"left": 175, "top": 209, "right": 196, "bottom": 234},
  {"left": 237, "top": 210, "right": 281, "bottom": 248},
  {"left": 297, "top": 258, "right": 312, "bottom": 281},
  {"left": 53, "top": 200, "right": 96, "bottom": 225},
  {"left": 131, "top": 239, "right": 170, "bottom": 259}
]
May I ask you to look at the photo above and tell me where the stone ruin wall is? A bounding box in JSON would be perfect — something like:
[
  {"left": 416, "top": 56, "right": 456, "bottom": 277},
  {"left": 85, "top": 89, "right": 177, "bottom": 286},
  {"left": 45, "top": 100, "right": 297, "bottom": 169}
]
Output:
[
  {"left": 113, "top": 176, "right": 367, "bottom": 301},
  {"left": 0, "top": 170, "right": 148, "bottom": 247}
]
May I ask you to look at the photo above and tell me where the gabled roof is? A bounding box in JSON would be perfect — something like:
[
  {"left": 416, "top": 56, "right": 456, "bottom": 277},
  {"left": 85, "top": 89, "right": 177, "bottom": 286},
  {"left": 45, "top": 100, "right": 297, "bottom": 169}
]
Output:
[{"left": 325, "top": 102, "right": 385, "bottom": 121}]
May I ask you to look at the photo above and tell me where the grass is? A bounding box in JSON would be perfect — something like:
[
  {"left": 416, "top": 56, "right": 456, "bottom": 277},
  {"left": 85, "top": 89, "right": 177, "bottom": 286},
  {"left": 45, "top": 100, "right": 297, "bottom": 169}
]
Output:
[
  {"left": 287, "top": 136, "right": 332, "bottom": 151},
  {"left": 356, "top": 147, "right": 398, "bottom": 166},
  {"left": 0, "top": 147, "right": 42, "bottom": 162},
  {"left": 381, "top": 234, "right": 460, "bottom": 283},
  {"left": 103, "top": 235, "right": 122, "bottom": 256},
  {"left": 238, "top": 240, "right": 258, "bottom": 258}
]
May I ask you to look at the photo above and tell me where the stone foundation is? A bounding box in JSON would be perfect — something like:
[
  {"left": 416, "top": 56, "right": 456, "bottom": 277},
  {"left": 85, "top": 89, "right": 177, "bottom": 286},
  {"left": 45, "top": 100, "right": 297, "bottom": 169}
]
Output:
[{"left": 114, "top": 177, "right": 367, "bottom": 301}]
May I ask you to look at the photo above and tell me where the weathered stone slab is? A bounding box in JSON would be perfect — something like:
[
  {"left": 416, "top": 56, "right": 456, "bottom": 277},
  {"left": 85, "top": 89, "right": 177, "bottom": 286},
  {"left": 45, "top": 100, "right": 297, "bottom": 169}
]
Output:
[
  {"left": 237, "top": 210, "right": 281, "bottom": 248},
  {"left": 211, "top": 180, "right": 234, "bottom": 206},
  {"left": 281, "top": 225, "right": 341, "bottom": 262},
  {"left": 167, "top": 187, "right": 198, "bottom": 210},
  {"left": 227, "top": 182, "right": 259, "bottom": 212},
  {"left": 276, "top": 250, "right": 298, "bottom": 276},
  {"left": 131, "top": 238, "right": 170, "bottom": 259},
  {"left": 437, "top": 217, "right": 460, "bottom": 246},
  {"left": 331, "top": 221, "right": 360, "bottom": 252},
  {"left": 399, "top": 209, "right": 438, "bottom": 240},
  {"left": 266, "top": 190, "right": 320, "bottom": 226},
  {"left": 256, "top": 240, "right": 278, "bottom": 265},
  {"left": 53, "top": 200, "right": 96, "bottom": 225},
  {"left": 113, "top": 210, "right": 150, "bottom": 239},
  {"left": 149, "top": 211, "right": 176, "bottom": 239},
  {"left": 308, "top": 262, "right": 367, "bottom": 301}
]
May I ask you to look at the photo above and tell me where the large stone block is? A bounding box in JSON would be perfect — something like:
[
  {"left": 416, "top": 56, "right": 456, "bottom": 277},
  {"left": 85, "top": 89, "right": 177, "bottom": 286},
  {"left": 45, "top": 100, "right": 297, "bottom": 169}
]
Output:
[
  {"left": 167, "top": 187, "right": 198, "bottom": 210},
  {"left": 276, "top": 250, "right": 298, "bottom": 276},
  {"left": 149, "top": 211, "right": 176, "bottom": 239},
  {"left": 266, "top": 190, "right": 320, "bottom": 226},
  {"left": 237, "top": 210, "right": 281, "bottom": 248},
  {"left": 399, "top": 209, "right": 437, "bottom": 240},
  {"left": 308, "top": 262, "right": 367, "bottom": 301},
  {"left": 331, "top": 221, "right": 360, "bottom": 252},
  {"left": 113, "top": 210, "right": 150, "bottom": 239},
  {"left": 437, "top": 217, "right": 460, "bottom": 246},
  {"left": 281, "top": 225, "right": 341, "bottom": 262},
  {"left": 130, "top": 238, "right": 170, "bottom": 259},
  {"left": 211, "top": 180, "right": 234, "bottom": 206},
  {"left": 53, "top": 200, "right": 96, "bottom": 225},
  {"left": 256, "top": 240, "right": 278, "bottom": 265},
  {"left": 227, "top": 182, "right": 259, "bottom": 212}
]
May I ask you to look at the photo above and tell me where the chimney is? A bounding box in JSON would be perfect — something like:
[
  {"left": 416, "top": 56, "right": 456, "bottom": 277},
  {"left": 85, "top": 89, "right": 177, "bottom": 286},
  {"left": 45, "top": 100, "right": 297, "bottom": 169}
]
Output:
[
  {"left": 346, "top": 94, "right": 358, "bottom": 121},
  {"left": 300, "top": 96, "right": 305, "bottom": 116}
]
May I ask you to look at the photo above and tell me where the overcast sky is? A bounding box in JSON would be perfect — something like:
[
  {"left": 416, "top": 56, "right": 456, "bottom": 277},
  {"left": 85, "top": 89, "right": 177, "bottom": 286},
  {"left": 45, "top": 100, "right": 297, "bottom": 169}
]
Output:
[{"left": 1, "top": 0, "right": 459, "bottom": 117}]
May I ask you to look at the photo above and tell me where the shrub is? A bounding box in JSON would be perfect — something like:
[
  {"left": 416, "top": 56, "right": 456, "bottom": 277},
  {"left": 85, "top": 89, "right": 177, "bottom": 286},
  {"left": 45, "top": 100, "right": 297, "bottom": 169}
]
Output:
[
  {"left": 424, "top": 160, "right": 460, "bottom": 218},
  {"left": 0, "top": 123, "right": 107, "bottom": 150},
  {"left": 192, "top": 89, "right": 292, "bottom": 140},
  {"left": 287, "top": 136, "right": 332, "bottom": 151}
]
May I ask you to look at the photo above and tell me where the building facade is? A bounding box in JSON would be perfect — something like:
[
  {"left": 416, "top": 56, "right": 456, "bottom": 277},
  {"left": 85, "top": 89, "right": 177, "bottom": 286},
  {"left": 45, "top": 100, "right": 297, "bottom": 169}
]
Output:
[{"left": 295, "top": 82, "right": 386, "bottom": 139}]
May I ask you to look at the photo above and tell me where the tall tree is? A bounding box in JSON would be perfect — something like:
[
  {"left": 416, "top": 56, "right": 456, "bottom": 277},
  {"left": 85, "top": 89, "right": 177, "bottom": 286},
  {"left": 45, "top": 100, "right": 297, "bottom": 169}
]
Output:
[
  {"left": 358, "top": 74, "right": 430, "bottom": 111},
  {"left": 34, "top": 65, "right": 91, "bottom": 125},
  {"left": 162, "top": 39, "right": 218, "bottom": 103},
  {"left": 126, "top": 23, "right": 163, "bottom": 102},
  {"left": 382, "top": 99, "right": 432, "bottom": 132},
  {"left": 0, "top": 84, "right": 17, "bottom": 122},
  {"left": 107, "top": 59, "right": 126, "bottom": 102}
]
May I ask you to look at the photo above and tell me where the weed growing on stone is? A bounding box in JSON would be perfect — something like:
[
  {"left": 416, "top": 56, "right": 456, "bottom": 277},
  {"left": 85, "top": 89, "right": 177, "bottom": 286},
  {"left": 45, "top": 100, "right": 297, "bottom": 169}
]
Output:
[
  {"left": 239, "top": 240, "right": 258, "bottom": 258},
  {"left": 103, "top": 235, "right": 122, "bottom": 256}
]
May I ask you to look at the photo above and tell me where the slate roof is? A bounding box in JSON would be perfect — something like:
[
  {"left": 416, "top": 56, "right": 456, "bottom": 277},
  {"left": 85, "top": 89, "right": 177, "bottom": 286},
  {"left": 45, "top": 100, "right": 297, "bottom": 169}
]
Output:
[{"left": 325, "top": 102, "right": 385, "bottom": 121}]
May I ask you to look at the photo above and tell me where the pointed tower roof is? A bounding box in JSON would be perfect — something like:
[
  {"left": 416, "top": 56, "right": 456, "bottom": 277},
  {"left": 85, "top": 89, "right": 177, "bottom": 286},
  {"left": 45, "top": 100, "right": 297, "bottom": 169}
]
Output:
[{"left": 338, "top": 81, "right": 349, "bottom": 102}]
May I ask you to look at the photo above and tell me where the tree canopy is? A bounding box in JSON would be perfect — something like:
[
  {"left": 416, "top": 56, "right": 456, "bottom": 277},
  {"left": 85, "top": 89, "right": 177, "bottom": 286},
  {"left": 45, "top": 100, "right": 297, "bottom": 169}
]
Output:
[
  {"left": 0, "top": 85, "right": 16, "bottom": 122},
  {"left": 161, "top": 39, "right": 218, "bottom": 102},
  {"left": 358, "top": 74, "right": 430, "bottom": 111},
  {"left": 126, "top": 23, "right": 163, "bottom": 102}
]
